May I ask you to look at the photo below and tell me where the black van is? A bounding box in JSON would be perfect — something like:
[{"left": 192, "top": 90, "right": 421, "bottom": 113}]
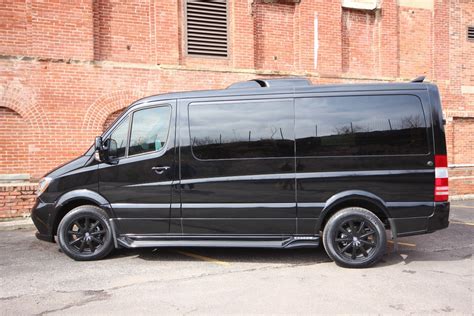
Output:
[{"left": 31, "top": 77, "right": 450, "bottom": 268}]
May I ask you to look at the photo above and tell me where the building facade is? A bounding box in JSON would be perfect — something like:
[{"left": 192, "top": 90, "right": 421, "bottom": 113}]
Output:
[{"left": 0, "top": 0, "right": 473, "bottom": 217}]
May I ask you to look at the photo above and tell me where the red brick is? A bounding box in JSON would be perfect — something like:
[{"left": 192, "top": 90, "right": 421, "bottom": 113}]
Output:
[{"left": 0, "top": 0, "right": 473, "bottom": 218}]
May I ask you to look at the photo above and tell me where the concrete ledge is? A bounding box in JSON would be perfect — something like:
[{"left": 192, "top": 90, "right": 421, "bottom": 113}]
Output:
[
  {"left": 450, "top": 195, "right": 474, "bottom": 201},
  {"left": 0, "top": 217, "right": 33, "bottom": 231},
  {"left": 0, "top": 174, "right": 30, "bottom": 183}
]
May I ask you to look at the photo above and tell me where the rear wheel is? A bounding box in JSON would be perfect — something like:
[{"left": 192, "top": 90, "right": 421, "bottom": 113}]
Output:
[
  {"left": 322, "top": 207, "right": 386, "bottom": 268},
  {"left": 57, "top": 205, "right": 114, "bottom": 261}
]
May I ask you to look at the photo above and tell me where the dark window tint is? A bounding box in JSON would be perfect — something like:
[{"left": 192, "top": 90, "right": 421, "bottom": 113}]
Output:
[
  {"left": 129, "top": 106, "right": 171, "bottom": 156},
  {"left": 190, "top": 99, "right": 294, "bottom": 159},
  {"left": 109, "top": 115, "right": 129, "bottom": 158},
  {"left": 296, "top": 95, "right": 428, "bottom": 156}
]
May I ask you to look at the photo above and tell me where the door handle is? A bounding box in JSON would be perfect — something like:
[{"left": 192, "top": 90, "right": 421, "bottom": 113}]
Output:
[{"left": 152, "top": 166, "right": 170, "bottom": 175}]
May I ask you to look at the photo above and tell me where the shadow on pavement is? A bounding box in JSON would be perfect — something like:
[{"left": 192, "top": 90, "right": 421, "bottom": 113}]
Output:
[{"left": 106, "top": 219, "right": 472, "bottom": 267}]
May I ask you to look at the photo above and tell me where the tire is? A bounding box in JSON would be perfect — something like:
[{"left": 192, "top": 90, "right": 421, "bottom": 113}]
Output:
[
  {"left": 57, "top": 205, "right": 114, "bottom": 261},
  {"left": 322, "top": 207, "right": 386, "bottom": 268}
]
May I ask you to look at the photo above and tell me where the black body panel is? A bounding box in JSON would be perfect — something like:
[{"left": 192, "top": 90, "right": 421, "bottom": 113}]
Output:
[
  {"left": 30, "top": 80, "right": 450, "bottom": 249},
  {"left": 100, "top": 100, "right": 177, "bottom": 235},
  {"left": 178, "top": 96, "right": 297, "bottom": 234}
]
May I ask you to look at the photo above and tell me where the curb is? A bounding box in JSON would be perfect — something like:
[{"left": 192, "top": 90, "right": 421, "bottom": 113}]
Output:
[{"left": 0, "top": 217, "right": 34, "bottom": 231}]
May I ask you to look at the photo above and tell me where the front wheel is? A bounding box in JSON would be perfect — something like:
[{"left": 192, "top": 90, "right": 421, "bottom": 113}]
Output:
[
  {"left": 57, "top": 205, "right": 114, "bottom": 261},
  {"left": 322, "top": 207, "right": 386, "bottom": 268}
]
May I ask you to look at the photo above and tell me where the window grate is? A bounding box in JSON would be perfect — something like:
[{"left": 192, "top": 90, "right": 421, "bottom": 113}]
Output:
[
  {"left": 186, "top": 0, "right": 228, "bottom": 57},
  {"left": 468, "top": 26, "right": 474, "bottom": 41}
]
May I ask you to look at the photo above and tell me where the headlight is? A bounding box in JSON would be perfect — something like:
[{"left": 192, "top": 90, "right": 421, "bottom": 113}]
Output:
[{"left": 37, "top": 177, "right": 53, "bottom": 196}]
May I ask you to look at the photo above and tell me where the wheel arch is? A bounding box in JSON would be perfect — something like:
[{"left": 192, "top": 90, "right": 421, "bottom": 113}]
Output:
[
  {"left": 316, "top": 190, "right": 391, "bottom": 232},
  {"left": 52, "top": 190, "right": 113, "bottom": 236}
]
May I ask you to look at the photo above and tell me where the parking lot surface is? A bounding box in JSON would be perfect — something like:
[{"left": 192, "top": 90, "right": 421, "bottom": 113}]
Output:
[{"left": 1, "top": 201, "right": 473, "bottom": 315}]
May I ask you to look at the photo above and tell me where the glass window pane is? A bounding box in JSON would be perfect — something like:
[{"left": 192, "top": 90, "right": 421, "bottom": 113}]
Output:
[
  {"left": 296, "top": 95, "right": 429, "bottom": 156},
  {"left": 129, "top": 106, "right": 171, "bottom": 156},
  {"left": 109, "top": 116, "right": 129, "bottom": 158},
  {"left": 190, "top": 99, "right": 294, "bottom": 159}
]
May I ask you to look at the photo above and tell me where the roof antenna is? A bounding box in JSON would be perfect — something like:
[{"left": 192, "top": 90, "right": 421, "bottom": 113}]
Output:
[{"left": 411, "top": 76, "right": 425, "bottom": 83}]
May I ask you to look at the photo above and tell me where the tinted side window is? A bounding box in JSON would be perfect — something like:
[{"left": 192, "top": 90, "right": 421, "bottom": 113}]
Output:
[
  {"left": 129, "top": 106, "right": 171, "bottom": 156},
  {"left": 109, "top": 116, "right": 129, "bottom": 158},
  {"left": 190, "top": 99, "right": 294, "bottom": 159},
  {"left": 296, "top": 95, "right": 428, "bottom": 156}
]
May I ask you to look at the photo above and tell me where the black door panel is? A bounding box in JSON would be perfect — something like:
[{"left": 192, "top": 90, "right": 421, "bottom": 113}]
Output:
[
  {"left": 99, "top": 101, "right": 176, "bottom": 235},
  {"left": 179, "top": 98, "right": 297, "bottom": 235}
]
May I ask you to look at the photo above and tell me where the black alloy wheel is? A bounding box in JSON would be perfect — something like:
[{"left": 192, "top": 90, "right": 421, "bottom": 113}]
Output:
[
  {"left": 58, "top": 205, "right": 114, "bottom": 261},
  {"left": 335, "top": 218, "right": 378, "bottom": 260},
  {"left": 323, "top": 207, "right": 387, "bottom": 268},
  {"left": 66, "top": 216, "right": 106, "bottom": 254}
]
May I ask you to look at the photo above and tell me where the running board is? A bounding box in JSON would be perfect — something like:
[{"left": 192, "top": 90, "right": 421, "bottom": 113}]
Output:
[{"left": 116, "top": 235, "right": 320, "bottom": 249}]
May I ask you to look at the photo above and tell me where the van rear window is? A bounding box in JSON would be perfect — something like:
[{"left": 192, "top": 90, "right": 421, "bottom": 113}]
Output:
[
  {"left": 189, "top": 99, "right": 294, "bottom": 159},
  {"left": 295, "top": 95, "right": 429, "bottom": 156}
]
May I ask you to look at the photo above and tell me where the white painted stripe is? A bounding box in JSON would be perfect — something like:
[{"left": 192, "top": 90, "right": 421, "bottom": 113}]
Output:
[
  {"left": 435, "top": 186, "right": 449, "bottom": 191},
  {"left": 450, "top": 176, "right": 474, "bottom": 180},
  {"left": 435, "top": 167, "right": 448, "bottom": 178},
  {"left": 314, "top": 14, "right": 319, "bottom": 69}
]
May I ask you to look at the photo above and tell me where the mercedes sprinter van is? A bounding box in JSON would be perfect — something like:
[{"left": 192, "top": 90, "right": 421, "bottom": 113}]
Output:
[{"left": 32, "top": 77, "right": 450, "bottom": 268}]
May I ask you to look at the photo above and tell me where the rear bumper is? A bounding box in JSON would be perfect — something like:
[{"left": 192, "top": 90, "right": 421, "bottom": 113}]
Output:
[
  {"left": 427, "top": 201, "right": 450, "bottom": 232},
  {"left": 392, "top": 201, "right": 450, "bottom": 237}
]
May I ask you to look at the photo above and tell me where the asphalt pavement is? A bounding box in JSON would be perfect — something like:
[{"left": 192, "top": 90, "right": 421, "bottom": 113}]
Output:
[{"left": 0, "top": 201, "right": 473, "bottom": 315}]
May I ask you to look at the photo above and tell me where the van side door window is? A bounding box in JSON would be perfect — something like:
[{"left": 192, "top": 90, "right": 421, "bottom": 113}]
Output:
[
  {"left": 108, "top": 115, "right": 130, "bottom": 159},
  {"left": 129, "top": 106, "right": 172, "bottom": 156}
]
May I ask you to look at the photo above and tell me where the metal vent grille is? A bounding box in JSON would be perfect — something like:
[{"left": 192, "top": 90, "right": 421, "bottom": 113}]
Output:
[
  {"left": 468, "top": 26, "right": 474, "bottom": 41},
  {"left": 186, "top": 0, "right": 228, "bottom": 57}
]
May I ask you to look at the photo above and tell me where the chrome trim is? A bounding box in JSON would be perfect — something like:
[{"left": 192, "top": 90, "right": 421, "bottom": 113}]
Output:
[
  {"left": 125, "top": 169, "right": 433, "bottom": 188},
  {"left": 112, "top": 203, "right": 180, "bottom": 209},
  {"left": 112, "top": 203, "right": 296, "bottom": 209},
  {"left": 112, "top": 201, "right": 434, "bottom": 210},
  {"left": 182, "top": 203, "right": 296, "bottom": 208},
  {"left": 386, "top": 202, "right": 434, "bottom": 207},
  {"left": 297, "top": 203, "right": 326, "bottom": 208}
]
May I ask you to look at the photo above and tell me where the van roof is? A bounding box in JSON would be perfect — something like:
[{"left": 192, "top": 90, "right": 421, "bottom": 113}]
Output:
[{"left": 134, "top": 77, "right": 432, "bottom": 105}]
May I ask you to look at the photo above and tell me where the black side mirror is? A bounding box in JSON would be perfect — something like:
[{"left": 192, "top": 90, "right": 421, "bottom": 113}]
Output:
[
  {"left": 95, "top": 136, "right": 103, "bottom": 151},
  {"left": 101, "top": 138, "right": 118, "bottom": 164},
  {"left": 94, "top": 136, "right": 103, "bottom": 162}
]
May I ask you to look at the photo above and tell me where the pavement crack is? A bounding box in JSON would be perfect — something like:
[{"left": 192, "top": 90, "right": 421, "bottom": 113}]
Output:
[
  {"left": 0, "top": 294, "right": 23, "bottom": 301},
  {"left": 36, "top": 290, "right": 111, "bottom": 316}
]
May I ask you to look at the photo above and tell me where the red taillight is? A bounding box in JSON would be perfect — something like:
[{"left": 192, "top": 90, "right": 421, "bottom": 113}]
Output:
[{"left": 434, "top": 154, "right": 449, "bottom": 202}]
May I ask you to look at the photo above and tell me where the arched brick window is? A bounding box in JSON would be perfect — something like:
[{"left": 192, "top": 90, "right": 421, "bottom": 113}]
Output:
[
  {"left": 103, "top": 108, "right": 126, "bottom": 131},
  {"left": 0, "top": 107, "right": 29, "bottom": 176}
]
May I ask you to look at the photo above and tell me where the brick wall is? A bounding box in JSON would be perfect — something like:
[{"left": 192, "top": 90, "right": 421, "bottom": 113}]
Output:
[
  {"left": 0, "top": 0, "right": 473, "bottom": 218},
  {"left": 0, "top": 184, "right": 37, "bottom": 218}
]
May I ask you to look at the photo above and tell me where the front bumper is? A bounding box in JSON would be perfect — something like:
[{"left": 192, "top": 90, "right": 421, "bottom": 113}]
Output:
[{"left": 31, "top": 198, "right": 55, "bottom": 242}]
